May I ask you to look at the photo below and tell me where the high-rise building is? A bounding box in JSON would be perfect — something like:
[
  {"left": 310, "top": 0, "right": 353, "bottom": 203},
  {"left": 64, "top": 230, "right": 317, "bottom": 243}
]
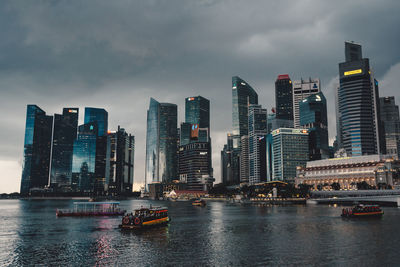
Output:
[
  {"left": 72, "top": 122, "right": 98, "bottom": 192},
  {"left": 239, "top": 135, "right": 249, "bottom": 183},
  {"left": 275, "top": 74, "right": 293, "bottom": 121},
  {"left": 50, "top": 108, "right": 78, "bottom": 189},
  {"left": 267, "top": 110, "right": 293, "bottom": 133},
  {"left": 221, "top": 133, "right": 237, "bottom": 185},
  {"left": 107, "top": 126, "right": 135, "bottom": 194},
  {"left": 185, "top": 96, "right": 210, "bottom": 128},
  {"left": 84, "top": 107, "right": 108, "bottom": 136},
  {"left": 232, "top": 76, "right": 258, "bottom": 142},
  {"left": 20, "top": 105, "right": 53, "bottom": 194},
  {"left": 268, "top": 128, "right": 309, "bottom": 182},
  {"left": 299, "top": 92, "right": 329, "bottom": 160},
  {"left": 248, "top": 105, "right": 268, "bottom": 185},
  {"left": 179, "top": 96, "right": 213, "bottom": 190},
  {"left": 337, "top": 41, "right": 385, "bottom": 156},
  {"left": 145, "top": 98, "right": 178, "bottom": 189},
  {"left": 380, "top": 96, "right": 400, "bottom": 159},
  {"left": 292, "top": 78, "right": 321, "bottom": 128}
]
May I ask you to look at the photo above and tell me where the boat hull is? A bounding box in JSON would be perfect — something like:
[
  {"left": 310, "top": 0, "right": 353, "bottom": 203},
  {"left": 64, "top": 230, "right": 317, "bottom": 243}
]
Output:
[
  {"left": 57, "top": 211, "right": 126, "bottom": 217},
  {"left": 119, "top": 217, "right": 170, "bottom": 230},
  {"left": 341, "top": 211, "right": 384, "bottom": 218}
]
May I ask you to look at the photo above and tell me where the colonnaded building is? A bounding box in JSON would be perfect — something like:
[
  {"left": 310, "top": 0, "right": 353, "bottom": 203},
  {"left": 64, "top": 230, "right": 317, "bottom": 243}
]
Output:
[{"left": 296, "top": 155, "right": 400, "bottom": 189}]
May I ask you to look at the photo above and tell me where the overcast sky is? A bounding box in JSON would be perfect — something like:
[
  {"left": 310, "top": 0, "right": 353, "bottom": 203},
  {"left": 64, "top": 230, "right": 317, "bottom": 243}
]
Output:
[{"left": 1, "top": 0, "right": 400, "bottom": 193}]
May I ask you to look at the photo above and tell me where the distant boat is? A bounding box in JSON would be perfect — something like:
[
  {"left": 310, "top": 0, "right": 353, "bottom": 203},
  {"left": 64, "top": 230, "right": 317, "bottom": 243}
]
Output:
[
  {"left": 192, "top": 199, "right": 206, "bottom": 207},
  {"left": 119, "top": 206, "right": 169, "bottom": 230},
  {"left": 341, "top": 204, "right": 383, "bottom": 218},
  {"left": 56, "top": 202, "right": 125, "bottom": 217}
]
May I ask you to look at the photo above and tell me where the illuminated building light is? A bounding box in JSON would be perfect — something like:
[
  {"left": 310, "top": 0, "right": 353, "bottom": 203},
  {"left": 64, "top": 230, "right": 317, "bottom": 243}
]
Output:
[{"left": 344, "top": 69, "right": 362, "bottom": 76}]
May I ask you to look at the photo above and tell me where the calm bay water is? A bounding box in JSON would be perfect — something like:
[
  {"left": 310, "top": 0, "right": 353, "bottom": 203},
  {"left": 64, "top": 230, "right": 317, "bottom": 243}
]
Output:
[{"left": 0, "top": 199, "right": 399, "bottom": 266}]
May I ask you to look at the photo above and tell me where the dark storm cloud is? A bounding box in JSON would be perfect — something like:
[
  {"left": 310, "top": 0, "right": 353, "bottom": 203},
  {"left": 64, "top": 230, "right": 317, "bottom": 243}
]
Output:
[{"left": 1, "top": 0, "right": 400, "bottom": 192}]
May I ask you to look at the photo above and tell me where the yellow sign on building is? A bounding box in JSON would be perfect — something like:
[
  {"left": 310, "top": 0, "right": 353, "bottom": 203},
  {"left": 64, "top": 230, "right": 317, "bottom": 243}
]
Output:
[{"left": 344, "top": 69, "right": 362, "bottom": 76}]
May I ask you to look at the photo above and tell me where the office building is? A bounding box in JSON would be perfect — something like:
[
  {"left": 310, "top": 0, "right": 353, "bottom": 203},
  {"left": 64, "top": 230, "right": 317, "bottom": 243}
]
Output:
[
  {"left": 71, "top": 122, "right": 98, "bottom": 192},
  {"left": 275, "top": 74, "right": 293, "bottom": 121},
  {"left": 221, "top": 133, "right": 240, "bottom": 185},
  {"left": 232, "top": 76, "right": 258, "bottom": 144},
  {"left": 20, "top": 105, "right": 53, "bottom": 194},
  {"left": 50, "top": 108, "right": 78, "bottom": 189},
  {"left": 269, "top": 128, "right": 309, "bottom": 182},
  {"left": 106, "top": 126, "right": 135, "bottom": 195},
  {"left": 239, "top": 135, "right": 249, "bottom": 183},
  {"left": 337, "top": 41, "right": 385, "bottom": 156},
  {"left": 84, "top": 107, "right": 108, "bottom": 136},
  {"left": 380, "top": 96, "right": 400, "bottom": 159},
  {"left": 179, "top": 96, "right": 213, "bottom": 190},
  {"left": 299, "top": 92, "right": 329, "bottom": 160},
  {"left": 292, "top": 78, "right": 321, "bottom": 128},
  {"left": 145, "top": 98, "right": 178, "bottom": 188},
  {"left": 248, "top": 105, "right": 268, "bottom": 185},
  {"left": 267, "top": 111, "right": 293, "bottom": 133}
]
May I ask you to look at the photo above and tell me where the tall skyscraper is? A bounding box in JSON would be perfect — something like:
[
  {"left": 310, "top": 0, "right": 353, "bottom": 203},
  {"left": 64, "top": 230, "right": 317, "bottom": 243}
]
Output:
[
  {"left": 221, "top": 133, "right": 236, "bottom": 185},
  {"left": 292, "top": 78, "right": 321, "bottom": 128},
  {"left": 380, "top": 96, "right": 400, "bottom": 159},
  {"left": 179, "top": 96, "right": 213, "bottom": 191},
  {"left": 145, "top": 98, "right": 178, "bottom": 188},
  {"left": 268, "top": 128, "right": 309, "bottom": 182},
  {"left": 20, "top": 105, "right": 53, "bottom": 194},
  {"left": 71, "top": 122, "right": 98, "bottom": 192},
  {"left": 239, "top": 135, "right": 249, "bottom": 183},
  {"left": 107, "top": 126, "right": 135, "bottom": 194},
  {"left": 185, "top": 96, "right": 210, "bottom": 128},
  {"left": 300, "top": 92, "right": 329, "bottom": 160},
  {"left": 50, "top": 108, "right": 78, "bottom": 189},
  {"left": 267, "top": 110, "right": 293, "bottom": 133},
  {"left": 84, "top": 107, "right": 108, "bottom": 136},
  {"left": 232, "top": 76, "right": 258, "bottom": 141},
  {"left": 248, "top": 105, "right": 268, "bottom": 185},
  {"left": 337, "top": 41, "right": 385, "bottom": 156},
  {"left": 275, "top": 74, "right": 293, "bottom": 121}
]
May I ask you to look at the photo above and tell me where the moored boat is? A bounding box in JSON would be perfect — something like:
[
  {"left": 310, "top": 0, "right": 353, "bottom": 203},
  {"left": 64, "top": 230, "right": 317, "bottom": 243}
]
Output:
[
  {"left": 119, "top": 206, "right": 169, "bottom": 230},
  {"left": 56, "top": 202, "right": 125, "bottom": 217},
  {"left": 192, "top": 199, "right": 206, "bottom": 206},
  {"left": 341, "top": 204, "right": 383, "bottom": 218}
]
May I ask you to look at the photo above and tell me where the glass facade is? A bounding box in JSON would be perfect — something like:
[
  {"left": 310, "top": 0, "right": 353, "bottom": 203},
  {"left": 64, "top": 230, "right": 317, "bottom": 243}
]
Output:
[
  {"left": 337, "top": 42, "right": 385, "bottom": 156},
  {"left": 275, "top": 74, "right": 293, "bottom": 121},
  {"left": 380, "top": 96, "right": 400, "bottom": 159},
  {"left": 248, "top": 105, "right": 268, "bottom": 185},
  {"left": 299, "top": 92, "right": 329, "bottom": 160},
  {"left": 292, "top": 78, "right": 321, "bottom": 128},
  {"left": 50, "top": 108, "right": 78, "bottom": 189},
  {"left": 270, "top": 128, "right": 309, "bottom": 182},
  {"left": 20, "top": 105, "right": 53, "bottom": 194},
  {"left": 84, "top": 107, "right": 108, "bottom": 136},
  {"left": 185, "top": 96, "right": 210, "bottom": 129},
  {"left": 145, "top": 98, "right": 178, "bottom": 188},
  {"left": 232, "top": 76, "right": 258, "bottom": 138},
  {"left": 72, "top": 122, "right": 98, "bottom": 192}
]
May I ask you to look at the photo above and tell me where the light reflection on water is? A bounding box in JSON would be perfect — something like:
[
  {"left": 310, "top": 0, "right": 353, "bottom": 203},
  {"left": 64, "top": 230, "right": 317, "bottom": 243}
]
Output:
[{"left": 0, "top": 199, "right": 399, "bottom": 266}]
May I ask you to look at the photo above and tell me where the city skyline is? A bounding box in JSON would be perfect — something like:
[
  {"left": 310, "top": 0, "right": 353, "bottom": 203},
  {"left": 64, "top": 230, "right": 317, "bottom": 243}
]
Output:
[{"left": 2, "top": 1, "right": 400, "bottom": 193}]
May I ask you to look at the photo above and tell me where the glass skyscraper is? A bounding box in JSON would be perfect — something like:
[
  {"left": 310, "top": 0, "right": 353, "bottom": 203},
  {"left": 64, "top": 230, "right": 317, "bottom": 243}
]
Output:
[
  {"left": 268, "top": 128, "right": 309, "bottom": 182},
  {"left": 20, "top": 105, "right": 53, "bottom": 194},
  {"left": 248, "top": 105, "right": 268, "bottom": 185},
  {"left": 299, "top": 92, "right": 329, "bottom": 160},
  {"left": 179, "top": 96, "right": 213, "bottom": 191},
  {"left": 380, "top": 96, "right": 400, "bottom": 159},
  {"left": 145, "top": 98, "right": 178, "bottom": 188},
  {"left": 84, "top": 107, "right": 108, "bottom": 136},
  {"left": 292, "top": 78, "right": 321, "bottom": 128},
  {"left": 72, "top": 122, "right": 98, "bottom": 192},
  {"left": 337, "top": 42, "right": 385, "bottom": 156},
  {"left": 232, "top": 76, "right": 258, "bottom": 139},
  {"left": 275, "top": 74, "right": 293, "bottom": 121},
  {"left": 50, "top": 108, "right": 78, "bottom": 189}
]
